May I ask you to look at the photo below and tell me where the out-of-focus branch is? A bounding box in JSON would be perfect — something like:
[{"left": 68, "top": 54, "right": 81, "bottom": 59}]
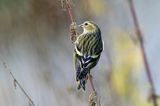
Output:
[
  {"left": 127, "top": 0, "right": 159, "bottom": 106},
  {"left": 2, "top": 61, "right": 35, "bottom": 106}
]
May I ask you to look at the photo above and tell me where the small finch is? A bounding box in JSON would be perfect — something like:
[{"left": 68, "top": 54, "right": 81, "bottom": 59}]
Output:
[{"left": 74, "top": 21, "right": 103, "bottom": 90}]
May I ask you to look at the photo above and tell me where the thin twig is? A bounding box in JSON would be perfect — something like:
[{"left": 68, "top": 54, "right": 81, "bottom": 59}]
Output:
[
  {"left": 60, "top": 0, "right": 77, "bottom": 43},
  {"left": 88, "top": 74, "right": 96, "bottom": 92},
  {"left": 59, "top": 0, "right": 75, "bottom": 23},
  {"left": 2, "top": 61, "right": 35, "bottom": 106},
  {"left": 65, "top": 0, "right": 75, "bottom": 23},
  {"left": 127, "top": 0, "right": 159, "bottom": 106},
  {"left": 88, "top": 74, "right": 101, "bottom": 106}
]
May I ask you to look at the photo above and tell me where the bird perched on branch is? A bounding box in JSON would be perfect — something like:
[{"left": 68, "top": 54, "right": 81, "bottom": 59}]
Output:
[{"left": 74, "top": 21, "right": 103, "bottom": 90}]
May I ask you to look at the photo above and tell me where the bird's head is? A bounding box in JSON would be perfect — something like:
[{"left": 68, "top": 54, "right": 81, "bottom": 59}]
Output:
[{"left": 79, "top": 21, "right": 99, "bottom": 34}]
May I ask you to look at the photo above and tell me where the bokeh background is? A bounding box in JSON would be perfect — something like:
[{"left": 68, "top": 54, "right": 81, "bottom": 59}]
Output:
[{"left": 0, "top": 0, "right": 160, "bottom": 106}]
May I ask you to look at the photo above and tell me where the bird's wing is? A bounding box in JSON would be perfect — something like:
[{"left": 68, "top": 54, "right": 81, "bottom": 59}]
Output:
[
  {"left": 75, "top": 33, "right": 103, "bottom": 56},
  {"left": 75, "top": 32, "right": 102, "bottom": 78}
]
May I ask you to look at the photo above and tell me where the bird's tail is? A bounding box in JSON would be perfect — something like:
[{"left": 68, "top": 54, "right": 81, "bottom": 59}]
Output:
[
  {"left": 76, "top": 68, "right": 89, "bottom": 91},
  {"left": 77, "top": 78, "right": 87, "bottom": 90}
]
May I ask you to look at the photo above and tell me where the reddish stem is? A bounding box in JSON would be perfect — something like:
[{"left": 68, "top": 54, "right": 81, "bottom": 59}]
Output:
[
  {"left": 65, "top": 0, "right": 75, "bottom": 23},
  {"left": 128, "top": 0, "right": 158, "bottom": 106},
  {"left": 88, "top": 74, "right": 96, "bottom": 92}
]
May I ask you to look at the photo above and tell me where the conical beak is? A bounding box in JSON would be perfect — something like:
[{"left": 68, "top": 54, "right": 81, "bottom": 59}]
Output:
[{"left": 78, "top": 24, "right": 83, "bottom": 27}]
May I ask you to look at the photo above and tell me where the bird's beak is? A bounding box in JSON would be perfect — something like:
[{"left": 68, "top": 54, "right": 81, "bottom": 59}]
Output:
[{"left": 78, "top": 24, "right": 83, "bottom": 27}]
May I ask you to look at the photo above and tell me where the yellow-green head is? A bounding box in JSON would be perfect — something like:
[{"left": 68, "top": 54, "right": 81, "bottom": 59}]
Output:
[{"left": 79, "top": 21, "right": 100, "bottom": 34}]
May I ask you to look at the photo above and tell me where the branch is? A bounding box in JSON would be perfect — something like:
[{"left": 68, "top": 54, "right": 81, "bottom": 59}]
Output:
[
  {"left": 127, "top": 0, "right": 159, "bottom": 106},
  {"left": 60, "top": 0, "right": 78, "bottom": 43},
  {"left": 88, "top": 74, "right": 101, "bottom": 106},
  {"left": 59, "top": 0, "right": 75, "bottom": 23},
  {"left": 65, "top": 0, "right": 75, "bottom": 23},
  {"left": 2, "top": 61, "right": 35, "bottom": 106}
]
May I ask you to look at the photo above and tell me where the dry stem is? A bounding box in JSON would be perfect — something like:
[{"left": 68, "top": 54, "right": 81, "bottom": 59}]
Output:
[
  {"left": 70, "top": 22, "right": 78, "bottom": 43},
  {"left": 88, "top": 74, "right": 101, "bottom": 106},
  {"left": 59, "top": 0, "right": 75, "bottom": 23},
  {"left": 2, "top": 61, "right": 35, "bottom": 106},
  {"left": 128, "top": 0, "right": 159, "bottom": 105}
]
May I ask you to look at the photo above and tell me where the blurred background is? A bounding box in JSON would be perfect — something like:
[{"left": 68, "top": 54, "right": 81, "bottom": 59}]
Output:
[{"left": 0, "top": 0, "right": 160, "bottom": 106}]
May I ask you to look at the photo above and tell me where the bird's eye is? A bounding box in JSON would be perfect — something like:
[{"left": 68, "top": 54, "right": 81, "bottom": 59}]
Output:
[{"left": 84, "top": 23, "right": 88, "bottom": 26}]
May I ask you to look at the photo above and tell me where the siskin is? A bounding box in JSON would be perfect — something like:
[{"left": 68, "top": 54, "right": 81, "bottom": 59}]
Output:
[{"left": 74, "top": 21, "right": 103, "bottom": 90}]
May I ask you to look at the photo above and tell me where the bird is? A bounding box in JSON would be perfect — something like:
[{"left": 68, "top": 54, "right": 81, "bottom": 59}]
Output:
[{"left": 74, "top": 21, "right": 103, "bottom": 90}]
